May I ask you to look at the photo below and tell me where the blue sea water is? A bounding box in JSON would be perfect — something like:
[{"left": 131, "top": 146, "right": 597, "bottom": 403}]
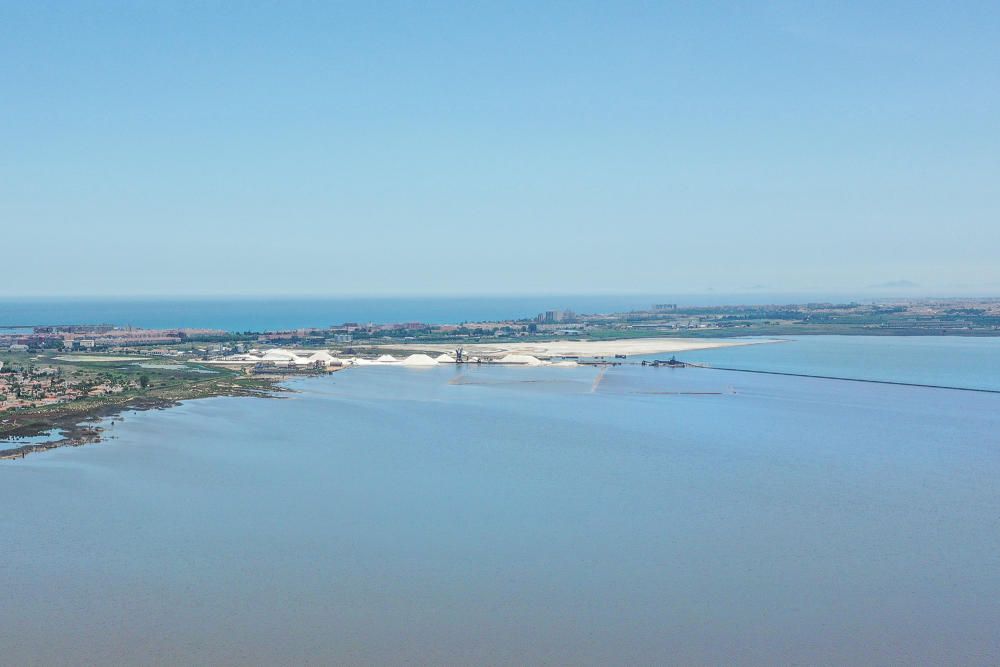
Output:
[
  {"left": 0, "top": 293, "right": 870, "bottom": 330},
  {"left": 2, "top": 336, "right": 1000, "bottom": 664}
]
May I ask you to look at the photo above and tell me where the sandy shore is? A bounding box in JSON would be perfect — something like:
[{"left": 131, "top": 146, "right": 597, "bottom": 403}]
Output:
[{"left": 379, "top": 337, "right": 777, "bottom": 358}]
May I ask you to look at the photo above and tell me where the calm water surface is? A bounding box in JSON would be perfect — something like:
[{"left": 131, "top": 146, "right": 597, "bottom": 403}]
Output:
[
  {"left": 2, "top": 337, "right": 1000, "bottom": 665},
  {"left": 687, "top": 335, "right": 1000, "bottom": 391}
]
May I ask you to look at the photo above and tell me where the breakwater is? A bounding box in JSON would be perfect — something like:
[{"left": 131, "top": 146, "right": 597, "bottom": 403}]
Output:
[{"left": 686, "top": 363, "right": 1000, "bottom": 394}]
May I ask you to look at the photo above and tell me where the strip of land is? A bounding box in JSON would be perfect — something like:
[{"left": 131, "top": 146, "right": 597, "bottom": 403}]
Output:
[
  {"left": 2, "top": 336, "right": 766, "bottom": 459},
  {"left": 5, "top": 295, "right": 997, "bottom": 458},
  {"left": 376, "top": 337, "right": 775, "bottom": 358}
]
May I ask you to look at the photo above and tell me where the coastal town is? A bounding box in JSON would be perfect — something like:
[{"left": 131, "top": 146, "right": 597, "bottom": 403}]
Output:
[
  {"left": 3, "top": 297, "right": 1000, "bottom": 356},
  {"left": 0, "top": 363, "right": 136, "bottom": 411}
]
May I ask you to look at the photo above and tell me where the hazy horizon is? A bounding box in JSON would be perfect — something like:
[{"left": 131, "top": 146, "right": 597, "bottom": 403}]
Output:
[{"left": 2, "top": 287, "right": 999, "bottom": 301}]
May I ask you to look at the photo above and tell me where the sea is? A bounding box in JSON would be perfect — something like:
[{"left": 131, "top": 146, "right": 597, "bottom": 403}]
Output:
[
  {"left": 1, "top": 293, "right": 881, "bottom": 330},
  {"left": 2, "top": 319, "right": 1000, "bottom": 663}
]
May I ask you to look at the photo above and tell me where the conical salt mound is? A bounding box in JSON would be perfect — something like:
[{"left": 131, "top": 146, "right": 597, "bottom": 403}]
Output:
[
  {"left": 435, "top": 354, "right": 457, "bottom": 363},
  {"left": 497, "top": 354, "right": 543, "bottom": 365},
  {"left": 376, "top": 355, "right": 398, "bottom": 363},
  {"left": 401, "top": 354, "right": 438, "bottom": 366}
]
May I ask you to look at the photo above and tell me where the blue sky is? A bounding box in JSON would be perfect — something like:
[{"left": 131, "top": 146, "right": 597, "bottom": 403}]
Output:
[{"left": 2, "top": 1, "right": 998, "bottom": 296}]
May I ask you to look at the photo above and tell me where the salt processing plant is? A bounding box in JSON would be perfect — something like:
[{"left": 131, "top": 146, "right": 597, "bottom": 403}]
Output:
[{"left": 201, "top": 348, "right": 578, "bottom": 372}]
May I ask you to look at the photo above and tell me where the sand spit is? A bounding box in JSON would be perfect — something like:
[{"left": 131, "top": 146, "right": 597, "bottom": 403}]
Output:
[{"left": 381, "top": 337, "right": 776, "bottom": 359}]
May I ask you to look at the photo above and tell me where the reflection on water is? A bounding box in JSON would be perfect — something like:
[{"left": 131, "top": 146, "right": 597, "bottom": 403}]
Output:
[{"left": 2, "top": 337, "right": 1000, "bottom": 665}]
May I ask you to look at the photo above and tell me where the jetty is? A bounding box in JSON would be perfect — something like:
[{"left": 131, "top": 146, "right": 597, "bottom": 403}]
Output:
[{"left": 641, "top": 356, "right": 688, "bottom": 368}]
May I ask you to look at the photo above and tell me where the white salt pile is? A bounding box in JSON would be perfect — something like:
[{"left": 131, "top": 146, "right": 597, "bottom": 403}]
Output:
[
  {"left": 496, "top": 354, "right": 544, "bottom": 366},
  {"left": 401, "top": 354, "right": 438, "bottom": 366},
  {"left": 261, "top": 349, "right": 311, "bottom": 366},
  {"left": 306, "top": 351, "right": 336, "bottom": 364}
]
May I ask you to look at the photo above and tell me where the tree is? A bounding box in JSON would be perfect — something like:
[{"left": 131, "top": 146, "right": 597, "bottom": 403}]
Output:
[{"left": 139, "top": 375, "right": 150, "bottom": 389}]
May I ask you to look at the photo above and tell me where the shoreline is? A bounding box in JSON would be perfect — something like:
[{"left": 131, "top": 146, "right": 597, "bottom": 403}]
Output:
[
  {"left": 0, "top": 376, "right": 296, "bottom": 461},
  {"left": 376, "top": 336, "right": 779, "bottom": 358},
  {"left": 1, "top": 337, "right": 767, "bottom": 460}
]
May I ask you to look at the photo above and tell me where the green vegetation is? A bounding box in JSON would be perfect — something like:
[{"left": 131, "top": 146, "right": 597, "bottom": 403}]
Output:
[{"left": 0, "top": 351, "right": 282, "bottom": 458}]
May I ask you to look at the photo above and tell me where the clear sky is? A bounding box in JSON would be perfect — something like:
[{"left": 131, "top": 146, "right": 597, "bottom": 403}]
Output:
[{"left": 2, "top": 1, "right": 998, "bottom": 297}]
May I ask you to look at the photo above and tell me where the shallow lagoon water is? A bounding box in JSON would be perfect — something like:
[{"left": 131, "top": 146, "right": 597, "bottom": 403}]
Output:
[
  {"left": 3, "top": 337, "right": 1000, "bottom": 665},
  {"left": 0, "top": 427, "right": 66, "bottom": 450},
  {"left": 684, "top": 334, "right": 1000, "bottom": 391}
]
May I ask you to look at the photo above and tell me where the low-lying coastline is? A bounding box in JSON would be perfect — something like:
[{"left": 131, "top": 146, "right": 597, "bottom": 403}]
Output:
[
  {"left": 0, "top": 373, "right": 300, "bottom": 460},
  {"left": 378, "top": 336, "right": 774, "bottom": 359},
  {"left": 1, "top": 337, "right": 767, "bottom": 460}
]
